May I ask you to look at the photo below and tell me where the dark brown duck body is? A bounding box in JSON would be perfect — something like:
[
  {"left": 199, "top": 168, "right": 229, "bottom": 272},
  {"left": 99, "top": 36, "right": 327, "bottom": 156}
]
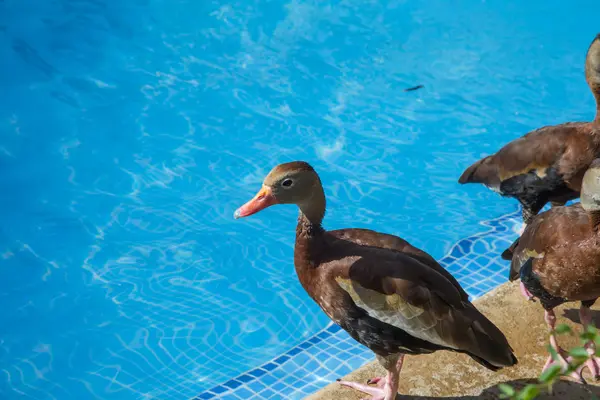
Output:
[
  {"left": 459, "top": 34, "right": 600, "bottom": 223},
  {"left": 236, "top": 161, "right": 517, "bottom": 399},
  {"left": 295, "top": 217, "right": 516, "bottom": 370},
  {"left": 326, "top": 227, "right": 470, "bottom": 301},
  {"left": 501, "top": 160, "right": 600, "bottom": 381},
  {"left": 505, "top": 203, "right": 600, "bottom": 309}
]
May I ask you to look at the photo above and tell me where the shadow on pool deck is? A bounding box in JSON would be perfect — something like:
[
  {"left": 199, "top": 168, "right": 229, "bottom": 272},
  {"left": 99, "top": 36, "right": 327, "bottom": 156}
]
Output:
[{"left": 307, "top": 281, "right": 600, "bottom": 399}]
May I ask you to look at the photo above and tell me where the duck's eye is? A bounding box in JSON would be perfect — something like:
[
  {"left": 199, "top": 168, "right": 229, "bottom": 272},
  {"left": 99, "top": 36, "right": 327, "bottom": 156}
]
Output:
[{"left": 281, "top": 179, "right": 294, "bottom": 188}]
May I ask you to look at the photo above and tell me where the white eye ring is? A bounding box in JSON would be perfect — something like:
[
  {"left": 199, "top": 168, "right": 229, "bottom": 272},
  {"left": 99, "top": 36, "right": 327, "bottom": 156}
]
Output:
[{"left": 281, "top": 179, "right": 294, "bottom": 188}]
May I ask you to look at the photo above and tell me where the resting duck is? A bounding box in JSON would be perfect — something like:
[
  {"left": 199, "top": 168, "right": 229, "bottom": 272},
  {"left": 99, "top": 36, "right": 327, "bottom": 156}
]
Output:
[
  {"left": 502, "top": 159, "right": 600, "bottom": 382},
  {"left": 235, "top": 161, "right": 517, "bottom": 400},
  {"left": 458, "top": 34, "right": 600, "bottom": 224}
]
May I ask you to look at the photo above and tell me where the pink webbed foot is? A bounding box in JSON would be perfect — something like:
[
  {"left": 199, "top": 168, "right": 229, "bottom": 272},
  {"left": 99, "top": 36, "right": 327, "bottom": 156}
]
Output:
[
  {"left": 337, "top": 380, "right": 385, "bottom": 400},
  {"left": 578, "top": 305, "right": 600, "bottom": 381},
  {"left": 542, "top": 351, "right": 586, "bottom": 383},
  {"left": 338, "top": 354, "right": 402, "bottom": 400},
  {"left": 542, "top": 309, "right": 586, "bottom": 383},
  {"left": 580, "top": 354, "right": 600, "bottom": 381}
]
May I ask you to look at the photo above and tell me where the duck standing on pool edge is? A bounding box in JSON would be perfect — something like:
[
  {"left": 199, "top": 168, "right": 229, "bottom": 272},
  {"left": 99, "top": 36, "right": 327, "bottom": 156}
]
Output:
[
  {"left": 458, "top": 33, "right": 600, "bottom": 225},
  {"left": 234, "top": 161, "right": 517, "bottom": 400},
  {"left": 502, "top": 159, "right": 600, "bottom": 383}
]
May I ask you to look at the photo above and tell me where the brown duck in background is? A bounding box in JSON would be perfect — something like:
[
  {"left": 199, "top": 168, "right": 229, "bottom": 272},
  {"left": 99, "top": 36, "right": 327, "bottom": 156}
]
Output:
[
  {"left": 502, "top": 159, "right": 600, "bottom": 383},
  {"left": 234, "top": 161, "right": 517, "bottom": 400},
  {"left": 458, "top": 34, "right": 600, "bottom": 224}
]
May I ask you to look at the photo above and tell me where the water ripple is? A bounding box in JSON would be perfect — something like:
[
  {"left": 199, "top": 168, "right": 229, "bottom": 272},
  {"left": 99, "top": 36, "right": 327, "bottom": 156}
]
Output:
[{"left": 2, "top": 0, "right": 600, "bottom": 399}]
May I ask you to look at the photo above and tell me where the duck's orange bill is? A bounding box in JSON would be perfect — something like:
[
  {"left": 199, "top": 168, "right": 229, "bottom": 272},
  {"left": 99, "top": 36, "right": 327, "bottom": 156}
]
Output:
[{"left": 234, "top": 186, "right": 278, "bottom": 219}]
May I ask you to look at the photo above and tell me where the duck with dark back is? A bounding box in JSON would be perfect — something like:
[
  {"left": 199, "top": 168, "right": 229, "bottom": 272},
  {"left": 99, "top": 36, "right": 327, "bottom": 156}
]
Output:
[
  {"left": 235, "top": 161, "right": 517, "bottom": 400},
  {"left": 458, "top": 34, "right": 600, "bottom": 225},
  {"left": 502, "top": 159, "right": 600, "bottom": 383}
]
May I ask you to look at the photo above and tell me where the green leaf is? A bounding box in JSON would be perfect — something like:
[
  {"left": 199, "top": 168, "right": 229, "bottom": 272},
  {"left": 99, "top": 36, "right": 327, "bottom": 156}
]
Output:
[
  {"left": 517, "top": 384, "right": 540, "bottom": 400},
  {"left": 538, "top": 364, "right": 561, "bottom": 383},
  {"left": 581, "top": 332, "right": 597, "bottom": 342},
  {"left": 547, "top": 344, "right": 559, "bottom": 361},
  {"left": 555, "top": 324, "right": 573, "bottom": 335},
  {"left": 594, "top": 333, "right": 600, "bottom": 348},
  {"left": 581, "top": 325, "right": 598, "bottom": 342},
  {"left": 569, "top": 347, "right": 590, "bottom": 360},
  {"left": 585, "top": 324, "right": 598, "bottom": 335},
  {"left": 498, "top": 383, "right": 516, "bottom": 398},
  {"left": 579, "top": 326, "right": 598, "bottom": 341}
]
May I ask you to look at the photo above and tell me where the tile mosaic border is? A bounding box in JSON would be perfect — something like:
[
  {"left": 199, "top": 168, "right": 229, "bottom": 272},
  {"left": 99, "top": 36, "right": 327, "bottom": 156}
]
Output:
[{"left": 194, "top": 206, "right": 522, "bottom": 400}]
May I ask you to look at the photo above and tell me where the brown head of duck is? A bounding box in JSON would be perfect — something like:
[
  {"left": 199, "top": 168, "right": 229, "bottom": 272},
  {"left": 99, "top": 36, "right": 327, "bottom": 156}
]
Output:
[{"left": 234, "top": 161, "right": 326, "bottom": 231}]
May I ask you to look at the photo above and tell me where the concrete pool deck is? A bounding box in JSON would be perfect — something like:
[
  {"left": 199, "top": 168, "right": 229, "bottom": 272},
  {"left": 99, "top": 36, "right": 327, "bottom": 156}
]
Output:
[{"left": 307, "top": 281, "right": 600, "bottom": 400}]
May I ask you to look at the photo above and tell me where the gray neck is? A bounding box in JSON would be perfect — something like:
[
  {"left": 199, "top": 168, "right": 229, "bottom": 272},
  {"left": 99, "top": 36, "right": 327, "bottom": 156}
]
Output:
[{"left": 297, "top": 183, "right": 326, "bottom": 229}]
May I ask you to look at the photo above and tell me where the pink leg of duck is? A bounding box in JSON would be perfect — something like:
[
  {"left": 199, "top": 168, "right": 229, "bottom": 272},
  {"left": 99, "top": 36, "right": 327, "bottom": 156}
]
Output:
[
  {"left": 578, "top": 306, "right": 600, "bottom": 380},
  {"left": 542, "top": 310, "right": 585, "bottom": 383},
  {"left": 520, "top": 281, "right": 535, "bottom": 301},
  {"left": 338, "top": 355, "right": 403, "bottom": 400}
]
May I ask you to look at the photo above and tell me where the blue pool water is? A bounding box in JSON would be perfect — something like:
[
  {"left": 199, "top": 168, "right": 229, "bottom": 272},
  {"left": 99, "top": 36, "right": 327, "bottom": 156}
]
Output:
[{"left": 1, "top": 0, "right": 599, "bottom": 398}]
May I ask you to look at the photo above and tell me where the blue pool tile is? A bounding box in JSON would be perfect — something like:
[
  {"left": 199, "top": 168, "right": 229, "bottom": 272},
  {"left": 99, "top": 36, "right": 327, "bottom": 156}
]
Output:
[
  {"left": 195, "top": 393, "right": 215, "bottom": 400},
  {"left": 290, "top": 352, "right": 310, "bottom": 365},
  {"left": 237, "top": 374, "right": 254, "bottom": 383},
  {"left": 287, "top": 347, "right": 302, "bottom": 356},
  {"left": 271, "top": 381, "right": 288, "bottom": 392},
  {"left": 279, "top": 360, "right": 302, "bottom": 376},
  {"left": 459, "top": 239, "right": 472, "bottom": 253},
  {"left": 303, "top": 359, "right": 320, "bottom": 371},
  {"left": 473, "top": 241, "right": 489, "bottom": 254},
  {"left": 263, "top": 363, "right": 277, "bottom": 372},
  {"left": 316, "top": 331, "right": 329, "bottom": 339},
  {"left": 219, "top": 393, "right": 241, "bottom": 400},
  {"left": 248, "top": 368, "right": 267, "bottom": 378},
  {"left": 307, "top": 337, "right": 320, "bottom": 345},
  {"left": 246, "top": 379, "right": 267, "bottom": 394},
  {"left": 331, "top": 338, "right": 354, "bottom": 351},
  {"left": 298, "top": 341, "right": 312, "bottom": 350},
  {"left": 223, "top": 379, "right": 243, "bottom": 390},
  {"left": 231, "top": 387, "right": 253, "bottom": 399},
  {"left": 450, "top": 245, "right": 464, "bottom": 258},
  {"left": 258, "top": 388, "right": 276, "bottom": 398},
  {"left": 274, "top": 355, "right": 291, "bottom": 365},
  {"left": 324, "top": 357, "right": 342, "bottom": 371},
  {"left": 259, "top": 373, "right": 278, "bottom": 386},
  {"left": 314, "top": 349, "right": 332, "bottom": 361},
  {"left": 211, "top": 385, "right": 228, "bottom": 394},
  {"left": 347, "top": 355, "right": 369, "bottom": 368},
  {"left": 302, "top": 384, "right": 325, "bottom": 395}
]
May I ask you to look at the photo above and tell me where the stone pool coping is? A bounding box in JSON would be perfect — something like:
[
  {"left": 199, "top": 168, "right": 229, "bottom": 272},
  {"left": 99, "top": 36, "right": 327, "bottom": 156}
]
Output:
[
  {"left": 308, "top": 281, "right": 600, "bottom": 399},
  {"left": 193, "top": 207, "right": 524, "bottom": 399}
]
